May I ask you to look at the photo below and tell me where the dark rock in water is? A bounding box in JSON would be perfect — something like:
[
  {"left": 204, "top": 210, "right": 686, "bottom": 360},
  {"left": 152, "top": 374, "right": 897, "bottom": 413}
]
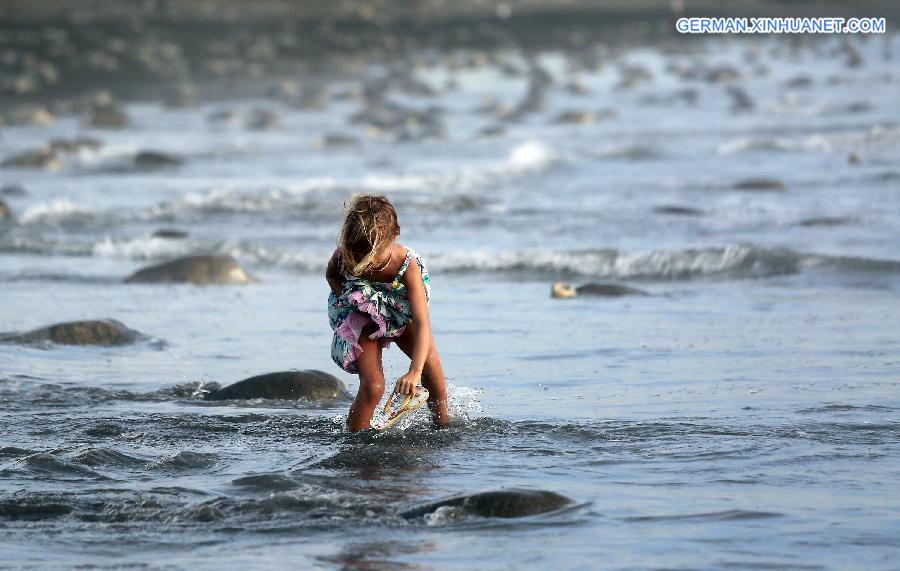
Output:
[
  {"left": 124, "top": 255, "right": 258, "bottom": 285},
  {"left": 797, "top": 217, "right": 853, "bottom": 228},
  {"left": 706, "top": 65, "right": 742, "bottom": 84},
  {"left": 315, "top": 133, "right": 360, "bottom": 148},
  {"left": 0, "top": 319, "right": 143, "bottom": 346},
  {"left": 245, "top": 108, "right": 280, "bottom": 131},
  {"left": 726, "top": 86, "right": 755, "bottom": 113},
  {"left": 577, "top": 283, "right": 649, "bottom": 297},
  {"left": 553, "top": 110, "right": 595, "bottom": 125},
  {"left": 616, "top": 64, "right": 653, "bottom": 90},
  {"left": 267, "top": 79, "right": 300, "bottom": 101},
  {"left": 443, "top": 195, "right": 481, "bottom": 211},
  {"left": 1, "top": 184, "right": 27, "bottom": 197},
  {"left": 47, "top": 139, "right": 80, "bottom": 154},
  {"left": 849, "top": 100, "right": 871, "bottom": 113},
  {"left": 641, "top": 88, "right": 701, "bottom": 107},
  {"left": 332, "top": 87, "right": 363, "bottom": 103},
  {"left": 400, "top": 489, "right": 573, "bottom": 520},
  {"left": 595, "top": 108, "right": 618, "bottom": 120},
  {"left": 2, "top": 137, "right": 96, "bottom": 170},
  {"left": 473, "top": 96, "right": 507, "bottom": 116},
  {"left": 843, "top": 43, "right": 863, "bottom": 68},
  {"left": 733, "top": 178, "right": 786, "bottom": 192},
  {"left": 552, "top": 282, "right": 648, "bottom": 299},
  {"left": 6, "top": 73, "right": 39, "bottom": 96},
  {"left": 848, "top": 152, "right": 861, "bottom": 165},
  {"left": 205, "top": 371, "right": 350, "bottom": 401},
  {"left": 478, "top": 124, "right": 506, "bottom": 138},
  {"left": 4, "top": 104, "right": 55, "bottom": 126},
  {"left": 653, "top": 205, "right": 704, "bottom": 216},
  {"left": 0, "top": 199, "right": 11, "bottom": 220},
  {"left": 207, "top": 108, "right": 241, "bottom": 124},
  {"left": 869, "top": 171, "right": 900, "bottom": 183},
  {"left": 2, "top": 147, "right": 60, "bottom": 170},
  {"left": 784, "top": 74, "right": 813, "bottom": 89},
  {"left": 48, "top": 137, "right": 103, "bottom": 154},
  {"left": 565, "top": 79, "right": 590, "bottom": 95},
  {"left": 289, "top": 85, "right": 329, "bottom": 110},
  {"left": 134, "top": 151, "right": 184, "bottom": 168},
  {"left": 152, "top": 228, "right": 189, "bottom": 239},
  {"left": 82, "top": 104, "right": 130, "bottom": 129},
  {"left": 164, "top": 83, "right": 198, "bottom": 108}
]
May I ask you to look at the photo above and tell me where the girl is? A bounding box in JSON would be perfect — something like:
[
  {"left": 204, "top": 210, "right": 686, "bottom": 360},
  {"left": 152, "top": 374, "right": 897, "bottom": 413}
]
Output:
[{"left": 326, "top": 194, "right": 450, "bottom": 432}]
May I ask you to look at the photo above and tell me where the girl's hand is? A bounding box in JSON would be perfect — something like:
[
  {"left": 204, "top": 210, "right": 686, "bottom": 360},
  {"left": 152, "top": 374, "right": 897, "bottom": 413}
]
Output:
[{"left": 394, "top": 370, "right": 421, "bottom": 396}]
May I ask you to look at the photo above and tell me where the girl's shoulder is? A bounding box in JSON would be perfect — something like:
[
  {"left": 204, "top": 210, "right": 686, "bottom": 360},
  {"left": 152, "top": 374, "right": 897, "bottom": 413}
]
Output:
[
  {"left": 396, "top": 244, "right": 428, "bottom": 267},
  {"left": 397, "top": 245, "right": 430, "bottom": 279},
  {"left": 397, "top": 244, "right": 425, "bottom": 260}
]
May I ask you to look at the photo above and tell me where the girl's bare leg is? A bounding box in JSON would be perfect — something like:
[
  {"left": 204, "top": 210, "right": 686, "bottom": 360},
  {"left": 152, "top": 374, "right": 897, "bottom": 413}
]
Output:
[
  {"left": 396, "top": 323, "right": 450, "bottom": 428},
  {"left": 346, "top": 326, "right": 385, "bottom": 432}
]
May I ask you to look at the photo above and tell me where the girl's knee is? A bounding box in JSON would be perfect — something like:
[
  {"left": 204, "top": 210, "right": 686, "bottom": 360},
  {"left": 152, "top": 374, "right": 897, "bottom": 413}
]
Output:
[{"left": 357, "top": 379, "right": 384, "bottom": 404}]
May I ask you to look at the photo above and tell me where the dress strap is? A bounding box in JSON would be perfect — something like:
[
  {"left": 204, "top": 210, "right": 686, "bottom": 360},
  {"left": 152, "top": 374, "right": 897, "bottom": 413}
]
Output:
[{"left": 395, "top": 248, "right": 414, "bottom": 281}]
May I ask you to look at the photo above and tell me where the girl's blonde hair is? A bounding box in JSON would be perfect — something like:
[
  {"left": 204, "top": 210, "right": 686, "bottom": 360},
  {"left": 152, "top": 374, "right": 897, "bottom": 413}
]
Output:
[{"left": 339, "top": 193, "right": 400, "bottom": 275}]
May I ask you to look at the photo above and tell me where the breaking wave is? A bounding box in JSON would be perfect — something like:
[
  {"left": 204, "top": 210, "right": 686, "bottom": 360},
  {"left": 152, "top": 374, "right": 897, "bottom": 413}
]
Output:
[
  {"left": 3, "top": 241, "right": 899, "bottom": 283},
  {"left": 717, "top": 123, "right": 900, "bottom": 155},
  {"left": 11, "top": 140, "right": 557, "bottom": 228},
  {"left": 236, "top": 244, "right": 900, "bottom": 282},
  {"left": 19, "top": 200, "right": 96, "bottom": 225}
]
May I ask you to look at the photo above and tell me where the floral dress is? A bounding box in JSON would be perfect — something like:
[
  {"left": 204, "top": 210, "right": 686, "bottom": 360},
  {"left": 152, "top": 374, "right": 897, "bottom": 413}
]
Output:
[{"left": 328, "top": 247, "right": 431, "bottom": 374}]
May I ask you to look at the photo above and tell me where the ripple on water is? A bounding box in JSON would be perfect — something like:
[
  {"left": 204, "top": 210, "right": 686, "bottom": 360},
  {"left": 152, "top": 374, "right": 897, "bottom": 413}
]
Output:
[
  {"left": 8, "top": 453, "right": 110, "bottom": 481},
  {"left": 71, "top": 447, "right": 150, "bottom": 468},
  {"left": 623, "top": 509, "right": 783, "bottom": 523},
  {"left": 0, "top": 497, "right": 73, "bottom": 521},
  {"left": 151, "top": 451, "right": 219, "bottom": 471},
  {"left": 230, "top": 473, "right": 302, "bottom": 493},
  {"left": 796, "top": 403, "right": 898, "bottom": 414},
  {"left": 82, "top": 422, "right": 126, "bottom": 437}
]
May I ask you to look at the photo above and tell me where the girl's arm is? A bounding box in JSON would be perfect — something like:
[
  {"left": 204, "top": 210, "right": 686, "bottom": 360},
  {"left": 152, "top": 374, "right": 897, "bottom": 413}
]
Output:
[
  {"left": 394, "top": 260, "right": 430, "bottom": 395},
  {"left": 325, "top": 248, "right": 343, "bottom": 296}
]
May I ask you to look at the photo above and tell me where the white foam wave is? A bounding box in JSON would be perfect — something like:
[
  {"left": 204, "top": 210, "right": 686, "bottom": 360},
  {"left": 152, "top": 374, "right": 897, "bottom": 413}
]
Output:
[
  {"left": 505, "top": 140, "right": 556, "bottom": 171},
  {"left": 717, "top": 137, "right": 796, "bottom": 154},
  {"left": 424, "top": 505, "right": 467, "bottom": 526},
  {"left": 718, "top": 124, "right": 900, "bottom": 155},
  {"left": 71, "top": 142, "right": 139, "bottom": 167},
  {"left": 175, "top": 186, "right": 317, "bottom": 214},
  {"left": 12, "top": 141, "right": 559, "bottom": 225},
  {"left": 0, "top": 236, "right": 93, "bottom": 256},
  {"left": 91, "top": 236, "right": 198, "bottom": 260},
  {"left": 20, "top": 200, "right": 96, "bottom": 224},
  {"left": 221, "top": 244, "right": 328, "bottom": 271},
  {"left": 223, "top": 244, "right": 809, "bottom": 280},
  {"left": 4, "top": 236, "right": 897, "bottom": 281},
  {"left": 164, "top": 141, "right": 555, "bottom": 213},
  {"left": 344, "top": 140, "right": 556, "bottom": 193},
  {"left": 426, "top": 246, "right": 782, "bottom": 279}
]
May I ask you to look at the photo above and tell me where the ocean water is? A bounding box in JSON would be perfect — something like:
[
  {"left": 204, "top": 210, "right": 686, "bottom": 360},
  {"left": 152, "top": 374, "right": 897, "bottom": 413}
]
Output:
[{"left": 1, "top": 33, "right": 899, "bottom": 570}]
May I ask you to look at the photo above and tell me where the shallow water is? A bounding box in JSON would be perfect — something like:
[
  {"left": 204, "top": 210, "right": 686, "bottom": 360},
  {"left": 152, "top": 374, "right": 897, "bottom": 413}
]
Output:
[{"left": 1, "top": 34, "right": 899, "bottom": 569}]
